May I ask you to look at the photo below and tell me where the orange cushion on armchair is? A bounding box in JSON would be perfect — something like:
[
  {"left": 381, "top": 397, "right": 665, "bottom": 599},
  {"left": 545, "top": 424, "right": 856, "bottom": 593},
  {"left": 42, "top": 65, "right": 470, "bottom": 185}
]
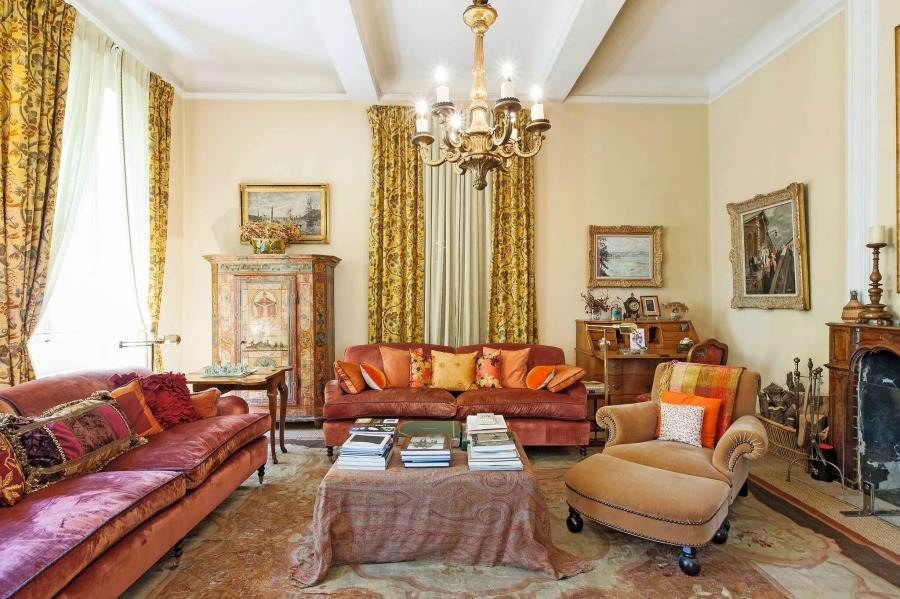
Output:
[{"left": 656, "top": 390, "right": 722, "bottom": 449}]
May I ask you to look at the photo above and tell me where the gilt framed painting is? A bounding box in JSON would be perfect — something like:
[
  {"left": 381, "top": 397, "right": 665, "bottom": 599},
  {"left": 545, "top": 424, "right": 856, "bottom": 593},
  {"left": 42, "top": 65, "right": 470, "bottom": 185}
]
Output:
[
  {"left": 727, "top": 182, "right": 809, "bottom": 310},
  {"left": 240, "top": 184, "right": 329, "bottom": 244},
  {"left": 587, "top": 225, "right": 663, "bottom": 288}
]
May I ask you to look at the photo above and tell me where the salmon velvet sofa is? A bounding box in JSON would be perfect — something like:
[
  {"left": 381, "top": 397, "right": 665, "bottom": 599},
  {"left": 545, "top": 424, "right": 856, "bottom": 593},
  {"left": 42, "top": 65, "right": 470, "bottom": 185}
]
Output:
[
  {"left": 323, "top": 343, "right": 590, "bottom": 455},
  {"left": 0, "top": 368, "right": 269, "bottom": 599}
]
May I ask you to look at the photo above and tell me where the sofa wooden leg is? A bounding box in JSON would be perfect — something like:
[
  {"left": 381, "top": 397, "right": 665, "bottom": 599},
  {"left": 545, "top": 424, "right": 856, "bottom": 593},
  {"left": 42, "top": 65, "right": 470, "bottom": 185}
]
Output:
[
  {"left": 679, "top": 546, "right": 701, "bottom": 575},
  {"left": 257, "top": 465, "right": 265, "bottom": 485},
  {"left": 326, "top": 446, "right": 334, "bottom": 460},
  {"left": 712, "top": 518, "right": 729, "bottom": 544},
  {"left": 170, "top": 538, "right": 185, "bottom": 569},
  {"left": 579, "top": 446, "right": 587, "bottom": 459},
  {"left": 739, "top": 482, "right": 749, "bottom": 497},
  {"left": 566, "top": 507, "right": 584, "bottom": 533}
]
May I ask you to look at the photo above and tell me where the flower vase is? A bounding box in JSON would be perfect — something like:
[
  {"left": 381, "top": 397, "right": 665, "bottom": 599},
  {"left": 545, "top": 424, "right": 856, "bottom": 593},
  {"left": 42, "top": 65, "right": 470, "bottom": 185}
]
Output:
[{"left": 251, "top": 238, "right": 286, "bottom": 254}]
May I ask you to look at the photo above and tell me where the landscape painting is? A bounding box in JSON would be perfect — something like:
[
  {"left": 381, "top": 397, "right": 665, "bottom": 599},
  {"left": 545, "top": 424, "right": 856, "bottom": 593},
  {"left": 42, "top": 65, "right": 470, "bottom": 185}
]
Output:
[
  {"left": 727, "top": 183, "right": 809, "bottom": 310},
  {"left": 240, "top": 184, "right": 329, "bottom": 243},
  {"left": 587, "top": 225, "right": 663, "bottom": 287}
]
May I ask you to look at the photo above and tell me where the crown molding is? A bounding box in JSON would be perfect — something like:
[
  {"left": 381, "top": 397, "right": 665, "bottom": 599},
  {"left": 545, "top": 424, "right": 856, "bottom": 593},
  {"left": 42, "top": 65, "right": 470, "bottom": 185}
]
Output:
[
  {"left": 707, "top": 1, "right": 845, "bottom": 103},
  {"left": 564, "top": 95, "right": 708, "bottom": 105},
  {"left": 181, "top": 92, "right": 353, "bottom": 101}
]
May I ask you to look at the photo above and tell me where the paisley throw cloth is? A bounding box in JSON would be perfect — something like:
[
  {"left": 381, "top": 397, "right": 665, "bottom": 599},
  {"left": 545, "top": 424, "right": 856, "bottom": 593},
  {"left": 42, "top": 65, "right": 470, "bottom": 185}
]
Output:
[
  {"left": 0, "top": 0, "right": 76, "bottom": 387},
  {"left": 292, "top": 440, "right": 589, "bottom": 586}
]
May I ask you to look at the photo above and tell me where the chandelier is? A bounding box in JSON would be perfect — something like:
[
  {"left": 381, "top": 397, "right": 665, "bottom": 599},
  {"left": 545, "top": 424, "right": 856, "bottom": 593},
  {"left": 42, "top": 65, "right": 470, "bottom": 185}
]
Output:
[{"left": 411, "top": 0, "right": 550, "bottom": 191}]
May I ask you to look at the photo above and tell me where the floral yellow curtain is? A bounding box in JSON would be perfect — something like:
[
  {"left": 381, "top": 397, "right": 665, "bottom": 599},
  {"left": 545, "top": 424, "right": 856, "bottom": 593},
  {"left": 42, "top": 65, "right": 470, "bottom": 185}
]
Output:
[
  {"left": 487, "top": 115, "right": 538, "bottom": 343},
  {"left": 148, "top": 72, "right": 174, "bottom": 372},
  {"left": 366, "top": 105, "right": 424, "bottom": 343},
  {"left": 0, "top": 0, "right": 75, "bottom": 386}
]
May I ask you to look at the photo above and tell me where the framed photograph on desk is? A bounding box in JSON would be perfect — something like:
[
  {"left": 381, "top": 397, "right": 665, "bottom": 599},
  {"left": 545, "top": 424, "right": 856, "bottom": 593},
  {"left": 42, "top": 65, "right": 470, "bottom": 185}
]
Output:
[{"left": 640, "top": 295, "right": 660, "bottom": 317}]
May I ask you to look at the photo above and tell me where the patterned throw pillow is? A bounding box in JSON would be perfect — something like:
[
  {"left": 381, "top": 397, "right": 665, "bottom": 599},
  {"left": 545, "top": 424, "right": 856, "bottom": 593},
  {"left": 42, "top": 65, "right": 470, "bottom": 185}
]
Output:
[
  {"left": 475, "top": 350, "right": 503, "bottom": 388},
  {"left": 0, "top": 434, "right": 25, "bottom": 506},
  {"left": 657, "top": 390, "right": 722, "bottom": 449},
  {"left": 360, "top": 364, "right": 387, "bottom": 390},
  {"left": 0, "top": 393, "right": 147, "bottom": 493},
  {"left": 110, "top": 379, "right": 164, "bottom": 436},
  {"left": 431, "top": 350, "right": 477, "bottom": 392},
  {"left": 334, "top": 361, "right": 366, "bottom": 394},
  {"left": 525, "top": 366, "right": 555, "bottom": 390},
  {"left": 657, "top": 402, "right": 705, "bottom": 448},
  {"left": 109, "top": 372, "right": 198, "bottom": 429},
  {"left": 483, "top": 347, "right": 530, "bottom": 388},
  {"left": 409, "top": 348, "right": 433, "bottom": 388},
  {"left": 546, "top": 365, "right": 586, "bottom": 392}
]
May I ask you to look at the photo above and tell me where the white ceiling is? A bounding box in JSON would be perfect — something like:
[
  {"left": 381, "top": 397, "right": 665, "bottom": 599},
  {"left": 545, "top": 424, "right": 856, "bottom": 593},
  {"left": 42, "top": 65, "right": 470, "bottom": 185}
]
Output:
[{"left": 69, "top": 0, "right": 844, "bottom": 104}]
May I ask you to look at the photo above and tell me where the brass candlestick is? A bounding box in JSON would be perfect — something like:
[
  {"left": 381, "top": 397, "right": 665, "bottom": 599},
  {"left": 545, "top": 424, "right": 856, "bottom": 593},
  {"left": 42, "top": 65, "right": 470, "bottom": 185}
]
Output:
[{"left": 857, "top": 242, "right": 893, "bottom": 326}]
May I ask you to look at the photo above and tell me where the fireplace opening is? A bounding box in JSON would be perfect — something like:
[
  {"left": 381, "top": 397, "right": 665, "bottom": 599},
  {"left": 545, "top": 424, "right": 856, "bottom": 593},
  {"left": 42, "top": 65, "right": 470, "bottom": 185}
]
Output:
[{"left": 858, "top": 350, "right": 900, "bottom": 508}]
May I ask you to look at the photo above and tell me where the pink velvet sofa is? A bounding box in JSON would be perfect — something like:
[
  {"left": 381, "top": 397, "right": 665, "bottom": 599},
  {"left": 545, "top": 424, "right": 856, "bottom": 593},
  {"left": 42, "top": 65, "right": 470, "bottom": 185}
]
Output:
[
  {"left": 0, "top": 368, "right": 269, "bottom": 599},
  {"left": 323, "top": 343, "right": 590, "bottom": 456}
]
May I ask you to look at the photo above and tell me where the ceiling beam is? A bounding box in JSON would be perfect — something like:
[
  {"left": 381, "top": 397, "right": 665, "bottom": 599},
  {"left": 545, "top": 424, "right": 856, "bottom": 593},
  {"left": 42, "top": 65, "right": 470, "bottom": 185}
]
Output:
[
  {"left": 310, "top": 0, "right": 379, "bottom": 102},
  {"left": 540, "top": 0, "right": 626, "bottom": 103}
]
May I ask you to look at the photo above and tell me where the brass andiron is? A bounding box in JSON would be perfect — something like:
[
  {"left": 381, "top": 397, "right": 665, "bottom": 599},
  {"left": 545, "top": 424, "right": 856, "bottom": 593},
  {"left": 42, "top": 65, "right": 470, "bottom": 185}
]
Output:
[{"left": 857, "top": 242, "right": 893, "bottom": 326}]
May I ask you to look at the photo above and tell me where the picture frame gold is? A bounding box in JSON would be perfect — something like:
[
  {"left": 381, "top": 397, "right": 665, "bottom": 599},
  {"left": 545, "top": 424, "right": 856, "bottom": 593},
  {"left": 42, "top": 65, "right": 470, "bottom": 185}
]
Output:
[
  {"left": 240, "top": 183, "right": 329, "bottom": 244},
  {"left": 895, "top": 25, "right": 900, "bottom": 291},
  {"left": 587, "top": 225, "right": 663, "bottom": 288},
  {"left": 727, "top": 182, "right": 809, "bottom": 310}
]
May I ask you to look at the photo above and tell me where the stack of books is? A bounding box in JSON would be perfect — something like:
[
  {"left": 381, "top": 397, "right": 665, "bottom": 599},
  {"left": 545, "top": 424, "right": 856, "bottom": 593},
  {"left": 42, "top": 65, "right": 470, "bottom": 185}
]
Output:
[
  {"left": 466, "top": 418, "right": 524, "bottom": 471},
  {"left": 465, "top": 413, "right": 508, "bottom": 439},
  {"left": 336, "top": 432, "right": 394, "bottom": 470},
  {"left": 349, "top": 417, "right": 399, "bottom": 435},
  {"left": 399, "top": 434, "right": 451, "bottom": 467}
]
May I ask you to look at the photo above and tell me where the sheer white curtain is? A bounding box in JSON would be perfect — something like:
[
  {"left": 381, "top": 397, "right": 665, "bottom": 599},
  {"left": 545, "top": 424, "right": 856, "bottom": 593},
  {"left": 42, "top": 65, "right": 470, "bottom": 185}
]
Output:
[
  {"left": 423, "top": 163, "right": 492, "bottom": 346},
  {"left": 29, "top": 16, "right": 151, "bottom": 375}
]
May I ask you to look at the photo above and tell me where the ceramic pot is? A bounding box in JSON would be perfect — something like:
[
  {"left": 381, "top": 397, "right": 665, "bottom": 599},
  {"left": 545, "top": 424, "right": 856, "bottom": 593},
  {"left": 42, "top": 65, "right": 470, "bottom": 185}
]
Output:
[
  {"left": 841, "top": 290, "right": 864, "bottom": 323},
  {"left": 251, "top": 238, "right": 286, "bottom": 254}
]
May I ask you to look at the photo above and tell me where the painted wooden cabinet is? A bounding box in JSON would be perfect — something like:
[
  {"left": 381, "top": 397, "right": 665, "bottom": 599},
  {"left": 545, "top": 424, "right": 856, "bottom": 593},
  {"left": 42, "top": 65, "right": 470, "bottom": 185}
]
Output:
[{"left": 205, "top": 254, "right": 340, "bottom": 421}]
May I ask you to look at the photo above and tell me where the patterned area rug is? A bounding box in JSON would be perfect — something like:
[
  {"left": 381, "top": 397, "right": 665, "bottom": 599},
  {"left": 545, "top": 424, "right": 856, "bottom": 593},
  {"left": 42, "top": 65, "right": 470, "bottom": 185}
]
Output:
[{"left": 123, "top": 447, "right": 900, "bottom": 599}]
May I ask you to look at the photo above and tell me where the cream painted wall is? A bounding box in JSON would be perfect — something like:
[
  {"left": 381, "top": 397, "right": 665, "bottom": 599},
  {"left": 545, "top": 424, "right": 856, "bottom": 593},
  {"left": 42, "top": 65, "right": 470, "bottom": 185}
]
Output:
[
  {"left": 535, "top": 104, "right": 711, "bottom": 362},
  {"left": 709, "top": 13, "right": 846, "bottom": 385},
  {"left": 878, "top": 0, "right": 900, "bottom": 317}
]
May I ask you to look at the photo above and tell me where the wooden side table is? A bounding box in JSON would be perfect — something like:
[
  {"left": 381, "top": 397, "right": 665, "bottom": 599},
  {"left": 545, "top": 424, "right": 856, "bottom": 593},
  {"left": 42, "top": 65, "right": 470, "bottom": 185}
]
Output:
[{"left": 186, "top": 366, "right": 292, "bottom": 463}]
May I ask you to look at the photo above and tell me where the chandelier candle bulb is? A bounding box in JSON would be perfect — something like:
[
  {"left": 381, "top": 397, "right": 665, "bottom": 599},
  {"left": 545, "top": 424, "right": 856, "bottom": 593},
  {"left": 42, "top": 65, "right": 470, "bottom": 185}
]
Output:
[
  {"left": 531, "top": 102, "right": 544, "bottom": 120},
  {"left": 415, "top": 117, "right": 428, "bottom": 133},
  {"left": 501, "top": 78, "right": 514, "bottom": 99},
  {"left": 869, "top": 225, "right": 886, "bottom": 244}
]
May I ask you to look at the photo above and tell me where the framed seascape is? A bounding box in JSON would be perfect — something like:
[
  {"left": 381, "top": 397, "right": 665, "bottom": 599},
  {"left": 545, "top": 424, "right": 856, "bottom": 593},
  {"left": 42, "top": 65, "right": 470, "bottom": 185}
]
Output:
[
  {"left": 240, "top": 184, "right": 329, "bottom": 244},
  {"left": 587, "top": 225, "right": 663, "bottom": 288},
  {"left": 727, "top": 182, "right": 809, "bottom": 310}
]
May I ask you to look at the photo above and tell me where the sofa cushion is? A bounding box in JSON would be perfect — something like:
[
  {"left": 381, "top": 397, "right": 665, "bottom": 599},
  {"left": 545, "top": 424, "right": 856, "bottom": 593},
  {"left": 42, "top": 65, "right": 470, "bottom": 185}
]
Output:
[
  {"left": 110, "top": 379, "right": 164, "bottom": 436},
  {"left": 344, "top": 343, "right": 454, "bottom": 370},
  {"left": 526, "top": 366, "right": 555, "bottom": 390},
  {"left": 323, "top": 388, "right": 457, "bottom": 420},
  {"left": 409, "top": 348, "right": 433, "bottom": 388},
  {"left": 190, "top": 388, "right": 221, "bottom": 419},
  {"left": 457, "top": 343, "right": 564, "bottom": 370},
  {"left": 360, "top": 364, "right": 387, "bottom": 390},
  {"left": 546, "top": 364, "right": 586, "bottom": 392},
  {"left": 109, "top": 372, "right": 199, "bottom": 429},
  {"left": 334, "top": 361, "right": 366, "bottom": 394},
  {"left": 0, "top": 433, "right": 25, "bottom": 506},
  {"left": 431, "top": 350, "right": 477, "bottom": 392},
  {"left": 602, "top": 440, "right": 731, "bottom": 485},
  {"left": 475, "top": 350, "right": 502, "bottom": 388},
  {"left": 380, "top": 346, "right": 412, "bottom": 388},
  {"left": 103, "top": 414, "right": 268, "bottom": 489},
  {"left": 455, "top": 388, "right": 587, "bottom": 420},
  {"left": 484, "top": 346, "right": 529, "bottom": 388},
  {"left": 659, "top": 390, "right": 722, "bottom": 449},
  {"left": 0, "top": 470, "right": 185, "bottom": 599}
]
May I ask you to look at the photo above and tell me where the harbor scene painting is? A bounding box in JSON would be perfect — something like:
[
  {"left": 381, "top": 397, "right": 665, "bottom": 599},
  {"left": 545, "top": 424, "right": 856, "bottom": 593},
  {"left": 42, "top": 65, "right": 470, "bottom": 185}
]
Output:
[
  {"left": 588, "top": 225, "right": 663, "bottom": 287},
  {"left": 240, "top": 184, "right": 329, "bottom": 243}
]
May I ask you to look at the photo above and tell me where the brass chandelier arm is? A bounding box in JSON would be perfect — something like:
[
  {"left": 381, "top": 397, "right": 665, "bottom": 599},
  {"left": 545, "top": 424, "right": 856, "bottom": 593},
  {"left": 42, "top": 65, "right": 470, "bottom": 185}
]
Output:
[{"left": 513, "top": 133, "right": 545, "bottom": 159}]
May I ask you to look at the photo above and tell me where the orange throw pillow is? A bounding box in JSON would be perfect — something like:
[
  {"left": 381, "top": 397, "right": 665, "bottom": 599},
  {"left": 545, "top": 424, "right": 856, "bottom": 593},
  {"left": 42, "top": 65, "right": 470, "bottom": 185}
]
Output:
[
  {"left": 658, "top": 390, "right": 722, "bottom": 449},
  {"left": 379, "top": 346, "right": 411, "bottom": 388},
  {"left": 546, "top": 365, "right": 586, "bottom": 393},
  {"left": 334, "top": 361, "right": 366, "bottom": 394},
  {"left": 483, "top": 346, "right": 530, "bottom": 388},
  {"left": 360, "top": 364, "right": 387, "bottom": 390},
  {"left": 190, "top": 388, "right": 220, "bottom": 419},
  {"left": 409, "top": 348, "right": 433, "bottom": 388},
  {"left": 526, "top": 366, "right": 555, "bottom": 390},
  {"left": 110, "top": 379, "right": 164, "bottom": 436}
]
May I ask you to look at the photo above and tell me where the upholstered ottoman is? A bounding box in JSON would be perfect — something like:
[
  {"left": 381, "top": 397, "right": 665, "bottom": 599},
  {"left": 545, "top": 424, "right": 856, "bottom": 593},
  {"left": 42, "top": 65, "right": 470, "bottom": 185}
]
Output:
[{"left": 564, "top": 453, "right": 731, "bottom": 575}]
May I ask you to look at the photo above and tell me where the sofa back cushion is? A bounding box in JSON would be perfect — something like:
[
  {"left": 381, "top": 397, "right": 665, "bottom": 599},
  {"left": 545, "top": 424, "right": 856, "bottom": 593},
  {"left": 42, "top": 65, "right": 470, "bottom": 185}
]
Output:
[
  {"left": 455, "top": 343, "right": 564, "bottom": 370},
  {"left": 0, "top": 368, "right": 153, "bottom": 417},
  {"left": 343, "top": 344, "right": 454, "bottom": 372}
]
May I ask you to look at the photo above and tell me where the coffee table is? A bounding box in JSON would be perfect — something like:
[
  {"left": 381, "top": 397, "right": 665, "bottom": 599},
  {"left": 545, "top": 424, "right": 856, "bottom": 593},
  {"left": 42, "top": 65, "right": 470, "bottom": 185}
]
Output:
[{"left": 293, "top": 439, "right": 589, "bottom": 586}]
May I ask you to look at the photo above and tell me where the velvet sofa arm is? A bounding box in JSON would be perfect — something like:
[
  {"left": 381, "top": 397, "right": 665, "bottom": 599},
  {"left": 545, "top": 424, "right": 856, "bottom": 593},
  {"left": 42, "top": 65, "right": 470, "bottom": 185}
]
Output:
[
  {"left": 560, "top": 381, "right": 587, "bottom": 402},
  {"left": 596, "top": 401, "right": 659, "bottom": 448},
  {"left": 215, "top": 394, "right": 250, "bottom": 416},
  {"left": 712, "top": 415, "right": 769, "bottom": 478},
  {"left": 324, "top": 380, "right": 345, "bottom": 404}
]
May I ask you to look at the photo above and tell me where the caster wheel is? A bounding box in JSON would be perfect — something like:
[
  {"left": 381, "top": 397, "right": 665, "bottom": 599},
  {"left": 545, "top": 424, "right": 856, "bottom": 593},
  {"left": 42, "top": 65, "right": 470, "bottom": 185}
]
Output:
[
  {"left": 679, "top": 547, "right": 701, "bottom": 576},
  {"left": 566, "top": 508, "right": 584, "bottom": 533}
]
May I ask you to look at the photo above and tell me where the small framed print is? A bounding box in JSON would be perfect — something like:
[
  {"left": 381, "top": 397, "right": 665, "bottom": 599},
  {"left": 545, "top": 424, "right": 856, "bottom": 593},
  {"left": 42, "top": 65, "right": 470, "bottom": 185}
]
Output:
[
  {"left": 629, "top": 329, "right": 647, "bottom": 350},
  {"left": 640, "top": 295, "right": 660, "bottom": 317}
]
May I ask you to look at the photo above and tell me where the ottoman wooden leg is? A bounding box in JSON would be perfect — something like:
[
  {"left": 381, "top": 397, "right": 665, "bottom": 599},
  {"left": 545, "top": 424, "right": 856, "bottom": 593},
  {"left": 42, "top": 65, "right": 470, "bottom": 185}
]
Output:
[
  {"left": 712, "top": 518, "right": 730, "bottom": 544},
  {"left": 679, "top": 546, "right": 701, "bottom": 576},
  {"left": 326, "top": 446, "right": 334, "bottom": 460},
  {"left": 580, "top": 446, "right": 587, "bottom": 459},
  {"left": 257, "top": 465, "right": 265, "bottom": 485},
  {"left": 170, "top": 538, "right": 185, "bottom": 569},
  {"left": 566, "top": 507, "right": 584, "bottom": 533}
]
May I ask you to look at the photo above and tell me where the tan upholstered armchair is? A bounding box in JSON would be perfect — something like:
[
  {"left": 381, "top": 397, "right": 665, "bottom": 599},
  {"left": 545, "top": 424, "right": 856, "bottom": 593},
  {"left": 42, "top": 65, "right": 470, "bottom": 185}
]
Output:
[{"left": 564, "top": 363, "right": 768, "bottom": 575}]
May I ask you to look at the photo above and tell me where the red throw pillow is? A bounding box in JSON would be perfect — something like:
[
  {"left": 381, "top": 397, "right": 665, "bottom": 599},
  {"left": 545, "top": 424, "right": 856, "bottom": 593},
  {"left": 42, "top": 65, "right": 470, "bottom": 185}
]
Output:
[
  {"left": 110, "top": 372, "right": 199, "bottom": 429},
  {"left": 0, "top": 433, "right": 25, "bottom": 506}
]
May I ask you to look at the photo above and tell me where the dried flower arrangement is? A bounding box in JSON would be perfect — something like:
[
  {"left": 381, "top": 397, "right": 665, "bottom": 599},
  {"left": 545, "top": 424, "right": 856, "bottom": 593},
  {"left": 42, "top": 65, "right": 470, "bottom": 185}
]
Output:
[
  {"left": 581, "top": 288, "right": 610, "bottom": 315},
  {"left": 239, "top": 219, "right": 302, "bottom": 242}
]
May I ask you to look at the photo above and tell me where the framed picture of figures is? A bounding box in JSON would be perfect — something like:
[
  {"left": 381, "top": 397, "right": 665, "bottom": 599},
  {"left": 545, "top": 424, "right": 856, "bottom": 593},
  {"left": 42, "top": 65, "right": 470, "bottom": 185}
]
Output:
[
  {"left": 240, "top": 184, "right": 329, "bottom": 244},
  {"left": 727, "top": 182, "right": 809, "bottom": 310},
  {"left": 587, "top": 225, "right": 663, "bottom": 287}
]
